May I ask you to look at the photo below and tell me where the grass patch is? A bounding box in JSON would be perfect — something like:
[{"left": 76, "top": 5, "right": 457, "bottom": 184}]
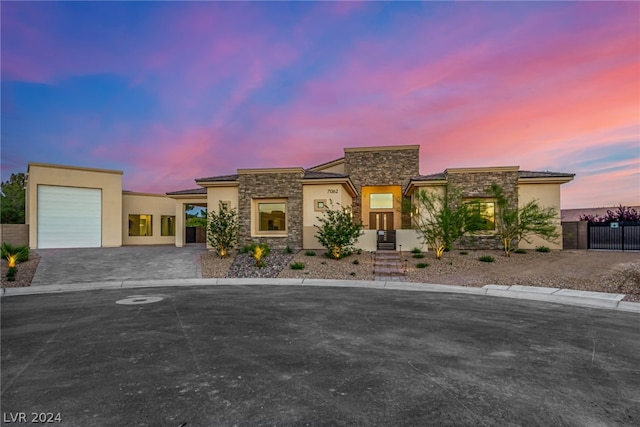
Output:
[
  {"left": 514, "top": 248, "right": 527, "bottom": 254},
  {"left": 304, "top": 250, "right": 316, "bottom": 256},
  {"left": 412, "top": 253, "right": 425, "bottom": 259},
  {"left": 478, "top": 255, "right": 495, "bottom": 263},
  {"left": 536, "top": 246, "right": 551, "bottom": 253},
  {"left": 290, "top": 262, "right": 305, "bottom": 270},
  {"left": 416, "top": 262, "right": 430, "bottom": 268}
]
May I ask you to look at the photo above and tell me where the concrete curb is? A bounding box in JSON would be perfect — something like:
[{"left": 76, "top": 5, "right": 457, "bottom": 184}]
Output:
[{"left": 1, "top": 278, "right": 638, "bottom": 313}]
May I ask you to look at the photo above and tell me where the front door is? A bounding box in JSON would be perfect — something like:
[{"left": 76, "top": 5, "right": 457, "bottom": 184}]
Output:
[{"left": 369, "top": 212, "right": 394, "bottom": 230}]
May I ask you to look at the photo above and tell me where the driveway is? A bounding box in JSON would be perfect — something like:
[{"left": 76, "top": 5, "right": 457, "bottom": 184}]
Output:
[
  {"left": 2, "top": 286, "right": 639, "bottom": 426},
  {"left": 31, "top": 245, "right": 207, "bottom": 286}
]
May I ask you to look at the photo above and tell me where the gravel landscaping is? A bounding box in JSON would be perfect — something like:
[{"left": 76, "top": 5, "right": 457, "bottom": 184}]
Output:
[{"left": 4, "top": 248, "right": 639, "bottom": 303}]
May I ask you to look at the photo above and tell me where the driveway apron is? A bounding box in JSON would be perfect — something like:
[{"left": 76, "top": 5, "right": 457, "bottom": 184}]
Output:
[{"left": 31, "top": 245, "right": 207, "bottom": 285}]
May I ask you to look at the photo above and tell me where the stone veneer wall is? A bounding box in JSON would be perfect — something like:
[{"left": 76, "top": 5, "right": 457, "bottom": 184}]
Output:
[
  {"left": 446, "top": 170, "right": 519, "bottom": 250},
  {"left": 238, "top": 171, "right": 304, "bottom": 249},
  {"left": 0, "top": 224, "right": 29, "bottom": 247},
  {"left": 344, "top": 148, "right": 419, "bottom": 226}
]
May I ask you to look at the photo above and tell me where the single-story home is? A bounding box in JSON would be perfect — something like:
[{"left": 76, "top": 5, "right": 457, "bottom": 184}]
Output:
[{"left": 25, "top": 145, "right": 574, "bottom": 251}]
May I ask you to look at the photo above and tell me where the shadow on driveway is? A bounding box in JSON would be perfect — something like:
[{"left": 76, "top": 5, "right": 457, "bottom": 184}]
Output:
[
  {"left": 2, "top": 286, "right": 639, "bottom": 426},
  {"left": 31, "top": 245, "right": 207, "bottom": 286}
]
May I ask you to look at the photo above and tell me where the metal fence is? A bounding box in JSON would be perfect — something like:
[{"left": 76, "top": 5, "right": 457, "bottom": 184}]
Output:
[{"left": 588, "top": 221, "right": 640, "bottom": 251}]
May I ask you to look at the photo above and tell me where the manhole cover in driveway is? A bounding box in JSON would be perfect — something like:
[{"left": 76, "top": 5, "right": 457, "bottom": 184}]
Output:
[{"left": 116, "top": 295, "right": 164, "bottom": 305}]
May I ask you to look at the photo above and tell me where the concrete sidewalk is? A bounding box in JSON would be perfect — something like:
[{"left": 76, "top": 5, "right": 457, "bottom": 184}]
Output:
[{"left": 3, "top": 277, "right": 638, "bottom": 313}]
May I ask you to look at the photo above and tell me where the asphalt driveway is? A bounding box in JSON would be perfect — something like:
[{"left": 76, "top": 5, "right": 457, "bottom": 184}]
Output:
[
  {"left": 31, "top": 245, "right": 207, "bottom": 286},
  {"left": 2, "top": 286, "right": 639, "bottom": 426}
]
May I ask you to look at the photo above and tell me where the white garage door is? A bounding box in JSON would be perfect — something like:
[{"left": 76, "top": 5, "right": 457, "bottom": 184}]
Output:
[{"left": 37, "top": 186, "right": 102, "bottom": 248}]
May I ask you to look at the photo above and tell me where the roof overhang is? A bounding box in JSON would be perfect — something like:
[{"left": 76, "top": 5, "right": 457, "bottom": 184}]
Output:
[
  {"left": 301, "top": 177, "right": 358, "bottom": 198},
  {"left": 404, "top": 180, "right": 446, "bottom": 196},
  {"left": 518, "top": 176, "right": 575, "bottom": 185}
]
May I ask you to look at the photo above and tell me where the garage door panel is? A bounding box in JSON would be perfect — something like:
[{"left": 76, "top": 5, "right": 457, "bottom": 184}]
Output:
[{"left": 38, "top": 186, "right": 102, "bottom": 248}]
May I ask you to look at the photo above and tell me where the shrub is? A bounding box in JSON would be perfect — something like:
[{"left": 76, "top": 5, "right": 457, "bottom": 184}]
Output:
[
  {"left": 244, "top": 243, "right": 270, "bottom": 267},
  {"left": 536, "top": 246, "right": 550, "bottom": 253},
  {"left": 1, "top": 243, "right": 29, "bottom": 263},
  {"left": 479, "top": 255, "right": 495, "bottom": 263},
  {"left": 290, "top": 262, "right": 305, "bottom": 270},
  {"left": 352, "top": 259, "right": 360, "bottom": 265},
  {"left": 459, "top": 251, "right": 468, "bottom": 255},
  {"left": 412, "top": 253, "right": 425, "bottom": 259},
  {"left": 411, "top": 247, "right": 422, "bottom": 254},
  {"left": 416, "top": 262, "right": 430, "bottom": 268},
  {"left": 514, "top": 248, "right": 527, "bottom": 254},
  {"left": 304, "top": 250, "right": 316, "bottom": 256},
  {"left": 315, "top": 202, "right": 363, "bottom": 260},
  {"left": 321, "top": 261, "right": 327, "bottom": 265},
  {"left": 206, "top": 203, "right": 239, "bottom": 258},
  {"left": 350, "top": 272, "right": 356, "bottom": 276},
  {"left": 284, "top": 246, "right": 293, "bottom": 254}
]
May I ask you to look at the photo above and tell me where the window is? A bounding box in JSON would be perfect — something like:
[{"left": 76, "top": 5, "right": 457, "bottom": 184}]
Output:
[
  {"left": 314, "top": 199, "right": 327, "bottom": 212},
  {"left": 257, "top": 200, "right": 287, "bottom": 234},
  {"left": 129, "top": 214, "right": 152, "bottom": 236},
  {"left": 466, "top": 201, "right": 495, "bottom": 231},
  {"left": 370, "top": 193, "right": 393, "bottom": 209},
  {"left": 161, "top": 216, "right": 175, "bottom": 236}
]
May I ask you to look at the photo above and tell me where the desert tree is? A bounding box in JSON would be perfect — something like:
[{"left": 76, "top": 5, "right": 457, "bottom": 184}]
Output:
[
  {"left": 489, "top": 183, "right": 559, "bottom": 257},
  {"left": 206, "top": 203, "right": 239, "bottom": 258}
]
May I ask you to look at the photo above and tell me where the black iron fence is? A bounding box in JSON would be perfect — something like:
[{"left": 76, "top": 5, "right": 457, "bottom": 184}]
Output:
[
  {"left": 377, "top": 230, "right": 396, "bottom": 250},
  {"left": 588, "top": 221, "right": 640, "bottom": 251}
]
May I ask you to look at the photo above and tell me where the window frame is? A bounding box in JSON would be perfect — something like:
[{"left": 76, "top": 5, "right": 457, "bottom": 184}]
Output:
[
  {"left": 464, "top": 200, "right": 496, "bottom": 232},
  {"left": 369, "top": 193, "right": 394, "bottom": 210},
  {"left": 161, "top": 215, "right": 176, "bottom": 236},
  {"left": 253, "top": 198, "right": 288, "bottom": 237},
  {"left": 128, "top": 214, "right": 153, "bottom": 237}
]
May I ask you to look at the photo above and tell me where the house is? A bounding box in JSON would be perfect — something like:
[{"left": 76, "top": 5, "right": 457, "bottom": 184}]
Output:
[{"left": 25, "top": 145, "right": 574, "bottom": 250}]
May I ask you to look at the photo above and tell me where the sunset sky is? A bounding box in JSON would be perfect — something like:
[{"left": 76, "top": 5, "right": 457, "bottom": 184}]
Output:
[{"left": 2, "top": 1, "right": 638, "bottom": 209}]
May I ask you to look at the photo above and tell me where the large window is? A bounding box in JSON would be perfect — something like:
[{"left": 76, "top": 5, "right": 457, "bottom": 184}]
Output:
[
  {"left": 161, "top": 215, "right": 175, "bottom": 236},
  {"left": 466, "top": 201, "right": 495, "bottom": 231},
  {"left": 129, "top": 214, "right": 152, "bottom": 236},
  {"left": 370, "top": 193, "right": 394, "bottom": 209},
  {"left": 257, "top": 201, "right": 286, "bottom": 234}
]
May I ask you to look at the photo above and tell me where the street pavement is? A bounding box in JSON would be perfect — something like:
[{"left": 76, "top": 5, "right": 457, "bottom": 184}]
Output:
[{"left": 2, "top": 286, "right": 639, "bottom": 426}]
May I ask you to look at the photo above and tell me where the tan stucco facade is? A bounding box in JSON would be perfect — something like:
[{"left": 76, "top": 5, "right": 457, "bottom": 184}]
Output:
[
  {"left": 302, "top": 183, "right": 354, "bottom": 249},
  {"left": 122, "top": 192, "right": 176, "bottom": 245},
  {"left": 26, "top": 163, "right": 123, "bottom": 248},
  {"left": 518, "top": 181, "right": 563, "bottom": 250}
]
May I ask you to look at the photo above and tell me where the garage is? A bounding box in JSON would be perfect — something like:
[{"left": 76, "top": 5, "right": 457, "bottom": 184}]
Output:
[{"left": 37, "top": 185, "right": 102, "bottom": 248}]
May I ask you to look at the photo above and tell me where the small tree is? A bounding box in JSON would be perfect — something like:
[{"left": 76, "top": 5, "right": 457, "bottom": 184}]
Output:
[
  {"left": 489, "top": 184, "right": 559, "bottom": 257},
  {"left": 414, "top": 186, "right": 478, "bottom": 260},
  {"left": 206, "top": 203, "right": 239, "bottom": 258},
  {"left": 579, "top": 205, "right": 639, "bottom": 223},
  {"left": 1, "top": 173, "right": 26, "bottom": 224},
  {"left": 315, "top": 203, "right": 362, "bottom": 260}
]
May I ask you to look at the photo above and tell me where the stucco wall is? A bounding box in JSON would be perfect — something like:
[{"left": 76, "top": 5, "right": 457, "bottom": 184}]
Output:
[
  {"left": 302, "top": 183, "right": 354, "bottom": 249},
  {"left": 26, "top": 163, "right": 123, "bottom": 248},
  {"left": 122, "top": 193, "right": 176, "bottom": 245},
  {"left": 518, "top": 183, "right": 563, "bottom": 249}
]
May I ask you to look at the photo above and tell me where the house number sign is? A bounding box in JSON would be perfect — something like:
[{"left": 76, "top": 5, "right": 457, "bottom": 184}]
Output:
[{"left": 327, "top": 189, "right": 339, "bottom": 194}]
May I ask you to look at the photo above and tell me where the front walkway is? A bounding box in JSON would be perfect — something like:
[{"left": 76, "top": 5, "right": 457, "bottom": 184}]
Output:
[
  {"left": 373, "top": 250, "right": 406, "bottom": 281},
  {"left": 31, "top": 245, "right": 207, "bottom": 286}
]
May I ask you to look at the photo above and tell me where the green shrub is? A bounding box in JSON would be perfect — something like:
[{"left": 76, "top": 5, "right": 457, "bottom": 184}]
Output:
[
  {"left": 1, "top": 243, "right": 29, "bottom": 263},
  {"left": 479, "top": 255, "right": 495, "bottom": 263},
  {"left": 290, "top": 262, "right": 305, "bottom": 270},
  {"left": 411, "top": 247, "right": 422, "bottom": 254},
  {"left": 284, "top": 246, "right": 293, "bottom": 254},
  {"left": 352, "top": 259, "right": 359, "bottom": 265},
  {"left": 416, "top": 262, "right": 430, "bottom": 268},
  {"left": 304, "top": 250, "right": 316, "bottom": 256},
  {"left": 412, "top": 253, "right": 425, "bottom": 259},
  {"left": 514, "top": 248, "right": 527, "bottom": 254},
  {"left": 350, "top": 272, "right": 356, "bottom": 276},
  {"left": 459, "top": 251, "right": 468, "bottom": 255},
  {"left": 206, "top": 203, "right": 239, "bottom": 258},
  {"left": 315, "top": 202, "right": 363, "bottom": 260},
  {"left": 536, "top": 246, "right": 551, "bottom": 253},
  {"left": 321, "top": 261, "right": 327, "bottom": 265}
]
